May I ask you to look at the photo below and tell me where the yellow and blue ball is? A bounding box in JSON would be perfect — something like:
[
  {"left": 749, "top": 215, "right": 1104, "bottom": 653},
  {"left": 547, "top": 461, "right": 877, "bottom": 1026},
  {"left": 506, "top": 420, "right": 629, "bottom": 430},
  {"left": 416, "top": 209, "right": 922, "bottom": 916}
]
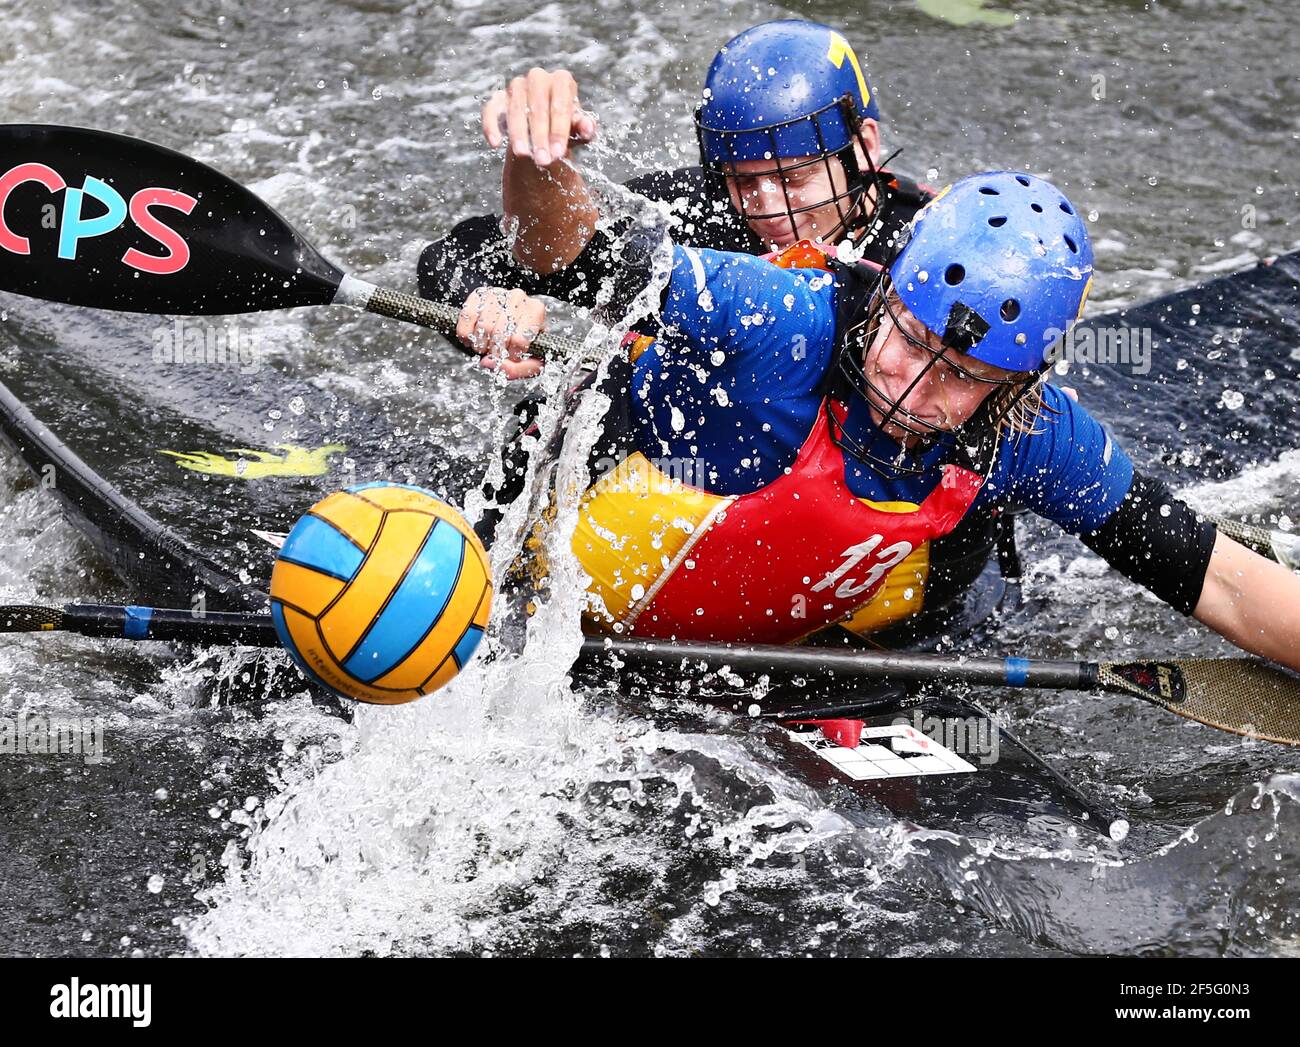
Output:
[{"left": 269, "top": 483, "right": 492, "bottom": 704}]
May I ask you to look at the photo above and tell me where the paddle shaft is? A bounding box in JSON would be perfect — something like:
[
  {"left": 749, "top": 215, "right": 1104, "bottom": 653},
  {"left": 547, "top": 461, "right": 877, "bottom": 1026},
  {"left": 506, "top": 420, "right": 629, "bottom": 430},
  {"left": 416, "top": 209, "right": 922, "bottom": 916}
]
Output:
[
  {"left": 332, "top": 275, "right": 585, "bottom": 360},
  {"left": 58, "top": 604, "right": 281, "bottom": 645},
  {"left": 601, "top": 637, "right": 1097, "bottom": 690},
  {"left": 42, "top": 603, "right": 1096, "bottom": 689},
  {"left": 13, "top": 603, "right": 1300, "bottom": 744}
]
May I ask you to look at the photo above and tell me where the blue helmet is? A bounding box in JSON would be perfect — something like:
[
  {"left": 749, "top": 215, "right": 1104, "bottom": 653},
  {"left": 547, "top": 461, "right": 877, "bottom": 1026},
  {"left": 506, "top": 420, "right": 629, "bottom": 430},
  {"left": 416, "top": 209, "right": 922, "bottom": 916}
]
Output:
[
  {"left": 696, "top": 19, "right": 879, "bottom": 164},
  {"left": 889, "top": 171, "right": 1094, "bottom": 372},
  {"left": 832, "top": 171, "right": 1094, "bottom": 478}
]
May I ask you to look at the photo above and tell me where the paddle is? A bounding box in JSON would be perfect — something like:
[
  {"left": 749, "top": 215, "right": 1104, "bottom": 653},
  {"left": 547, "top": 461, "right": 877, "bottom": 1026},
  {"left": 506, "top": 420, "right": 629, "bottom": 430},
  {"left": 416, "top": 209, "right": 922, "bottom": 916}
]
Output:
[
  {"left": 0, "top": 124, "right": 582, "bottom": 358},
  {"left": 4, "top": 601, "right": 1298, "bottom": 743}
]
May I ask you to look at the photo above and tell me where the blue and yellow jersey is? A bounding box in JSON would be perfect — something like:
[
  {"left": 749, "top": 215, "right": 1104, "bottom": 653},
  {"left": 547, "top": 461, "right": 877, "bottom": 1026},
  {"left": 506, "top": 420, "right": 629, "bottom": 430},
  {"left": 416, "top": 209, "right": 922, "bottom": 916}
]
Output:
[{"left": 632, "top": 245, "right": 1134, "bottom": 535}]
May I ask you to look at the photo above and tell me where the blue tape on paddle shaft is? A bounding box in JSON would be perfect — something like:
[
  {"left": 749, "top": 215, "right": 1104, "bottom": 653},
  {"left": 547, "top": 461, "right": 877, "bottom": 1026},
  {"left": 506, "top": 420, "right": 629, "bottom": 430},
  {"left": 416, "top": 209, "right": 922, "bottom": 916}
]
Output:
[
  {"left": 1004, "top": 657, "right": 1030, "bottom": 687},
  {"left": 123, "top": 605, "right": 154, "bottom": 640}
]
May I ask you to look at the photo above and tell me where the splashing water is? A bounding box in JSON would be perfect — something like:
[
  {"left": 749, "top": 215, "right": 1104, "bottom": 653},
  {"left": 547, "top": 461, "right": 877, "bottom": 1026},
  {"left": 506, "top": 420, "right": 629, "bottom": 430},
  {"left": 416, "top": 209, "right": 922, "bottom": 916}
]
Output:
[{"left": 186, "top": 191, "right": 685, "bottom": 957}]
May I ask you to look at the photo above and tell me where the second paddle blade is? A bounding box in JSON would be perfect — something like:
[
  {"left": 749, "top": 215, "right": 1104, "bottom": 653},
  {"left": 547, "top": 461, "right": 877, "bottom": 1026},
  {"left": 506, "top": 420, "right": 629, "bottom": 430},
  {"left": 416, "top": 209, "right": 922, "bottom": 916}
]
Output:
[
  {"left": 1100, "top": 657, "right": 1300, "bottom": 745},
  {"left": 0, "top": 123, "right": 342, "bottom": 314}
]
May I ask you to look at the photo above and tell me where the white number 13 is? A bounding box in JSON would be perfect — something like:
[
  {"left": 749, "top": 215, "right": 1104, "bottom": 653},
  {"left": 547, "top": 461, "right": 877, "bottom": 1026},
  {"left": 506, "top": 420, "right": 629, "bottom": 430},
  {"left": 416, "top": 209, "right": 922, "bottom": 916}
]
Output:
[{"left": 811, "top": 536, "right": 914, "bottom": 600}]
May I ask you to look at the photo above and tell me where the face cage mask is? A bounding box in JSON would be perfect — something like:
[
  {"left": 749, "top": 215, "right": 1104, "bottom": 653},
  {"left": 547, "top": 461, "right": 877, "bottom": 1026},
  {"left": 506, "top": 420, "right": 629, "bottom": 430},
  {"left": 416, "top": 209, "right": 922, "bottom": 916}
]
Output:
[
  {"left": 830, "top": 275, "right": 1043, "bottom": 478},
  {"left": 694, "top": 94, "right": 891, "bottom": 250}
]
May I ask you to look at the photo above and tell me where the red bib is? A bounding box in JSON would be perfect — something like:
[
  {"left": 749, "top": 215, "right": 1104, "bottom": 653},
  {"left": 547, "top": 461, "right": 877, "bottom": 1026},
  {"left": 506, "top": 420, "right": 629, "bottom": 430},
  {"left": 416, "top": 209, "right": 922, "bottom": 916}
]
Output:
[{"left": 631, "top": 401, "right": 983, "bottom": 643}]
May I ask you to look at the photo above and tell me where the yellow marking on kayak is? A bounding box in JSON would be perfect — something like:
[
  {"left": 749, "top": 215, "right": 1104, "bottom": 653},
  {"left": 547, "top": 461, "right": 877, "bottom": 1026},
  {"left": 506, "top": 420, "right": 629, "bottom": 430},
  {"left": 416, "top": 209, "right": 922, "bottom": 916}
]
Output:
[
  {"left": 159, "top": 443, "right": 346, "bottom": 479},
  {"left": 626, "top": 334, "right": 657, "bottom": 364}
]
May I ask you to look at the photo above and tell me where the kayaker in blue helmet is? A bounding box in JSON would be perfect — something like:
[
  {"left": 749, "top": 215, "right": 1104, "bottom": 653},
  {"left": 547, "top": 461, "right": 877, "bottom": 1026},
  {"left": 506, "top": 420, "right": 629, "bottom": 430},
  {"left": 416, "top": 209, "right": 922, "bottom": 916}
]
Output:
[
  {"left": 423, "top": 19, "right": 932, "bottom": 377},
  {"left": 835, "top": 175, "right": 1094, "bottom": 478},
  {"left": 693, "top": 18, "right": 888, "bottom": 251},
  {"left": 459, "top": 136, "right": 1300, "bottom": 669}
]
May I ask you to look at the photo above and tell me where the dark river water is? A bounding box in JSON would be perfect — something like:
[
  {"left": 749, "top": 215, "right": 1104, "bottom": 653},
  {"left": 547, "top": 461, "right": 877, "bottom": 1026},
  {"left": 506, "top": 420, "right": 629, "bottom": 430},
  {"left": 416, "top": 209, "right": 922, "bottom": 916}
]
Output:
[{"left": 1, "top": 0, "right": 1298, "bottom": 957}]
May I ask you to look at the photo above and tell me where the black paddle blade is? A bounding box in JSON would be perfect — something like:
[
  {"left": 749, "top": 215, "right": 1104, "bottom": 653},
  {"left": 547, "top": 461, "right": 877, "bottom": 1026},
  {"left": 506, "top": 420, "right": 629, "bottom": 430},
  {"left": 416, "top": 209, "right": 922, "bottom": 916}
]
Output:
[{"left": 0, "top": 124, "right": 343, "bottom": 314}]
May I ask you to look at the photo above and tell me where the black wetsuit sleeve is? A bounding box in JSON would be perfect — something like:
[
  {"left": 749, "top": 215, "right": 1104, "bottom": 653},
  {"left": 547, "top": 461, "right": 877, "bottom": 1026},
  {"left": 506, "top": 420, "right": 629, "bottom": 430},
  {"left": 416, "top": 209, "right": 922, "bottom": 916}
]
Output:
[
  {"left": 418, "top": 214, "right": 550, "bottom": 308},
  {"left": 623, "top": 168, "right": 759, "bottom": 253},
  {"left": 415, "top": 166, "right": 757, "bottom": 308},
  {"left": 1079, "top": 471, "right": 1218, "bottom": 616}
]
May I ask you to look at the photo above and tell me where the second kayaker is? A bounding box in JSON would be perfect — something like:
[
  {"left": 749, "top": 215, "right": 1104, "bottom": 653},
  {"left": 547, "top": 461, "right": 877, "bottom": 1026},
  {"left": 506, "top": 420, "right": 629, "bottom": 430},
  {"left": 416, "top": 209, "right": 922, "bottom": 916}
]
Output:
[{"left": 424, "top": 19, "right": 934, "bottom": 377}]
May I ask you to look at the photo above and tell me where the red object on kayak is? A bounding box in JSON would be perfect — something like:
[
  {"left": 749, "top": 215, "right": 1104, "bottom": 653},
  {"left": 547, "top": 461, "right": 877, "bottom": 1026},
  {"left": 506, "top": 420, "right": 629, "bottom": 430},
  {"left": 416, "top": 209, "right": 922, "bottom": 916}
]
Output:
[{"left": 791, "top": 718, "right": 865, "bottom": 749}]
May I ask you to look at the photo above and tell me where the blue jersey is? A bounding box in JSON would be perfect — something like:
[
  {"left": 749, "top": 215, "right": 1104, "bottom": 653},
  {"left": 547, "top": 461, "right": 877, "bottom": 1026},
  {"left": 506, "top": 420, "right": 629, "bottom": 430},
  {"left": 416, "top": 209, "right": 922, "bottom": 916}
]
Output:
[{"left": 630, "top": 245, "right": 1134, "bottom": 534}]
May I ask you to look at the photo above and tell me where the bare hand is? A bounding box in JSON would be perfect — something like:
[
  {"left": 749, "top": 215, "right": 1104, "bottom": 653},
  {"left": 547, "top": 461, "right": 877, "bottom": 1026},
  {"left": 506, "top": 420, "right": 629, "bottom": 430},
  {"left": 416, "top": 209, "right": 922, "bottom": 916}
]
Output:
[
  {"left": 455, "top": 287, "right": 546, "bottom": 380},
  {"left": 482, "top": 68, "right": 597, "bottom": 166}
]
